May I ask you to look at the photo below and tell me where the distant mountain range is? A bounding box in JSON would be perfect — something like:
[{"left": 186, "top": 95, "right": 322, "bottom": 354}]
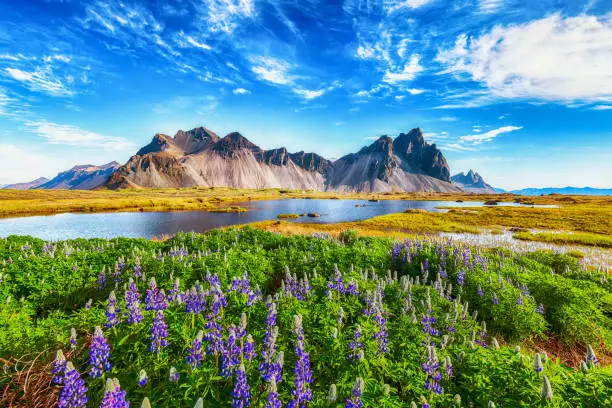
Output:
[
  {"left": 451, "top": 170, "right": 496, "bottom": 194},
  {"left": 508, "top": 187, "right": 612, "bottom": 196},
  {"left": 11, "top": 125, "right": 606, "bottom": 195}
]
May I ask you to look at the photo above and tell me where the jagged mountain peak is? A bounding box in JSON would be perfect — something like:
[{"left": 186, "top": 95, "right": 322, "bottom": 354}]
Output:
[{"left": 451, "top": 170, "right": 496, "bottom": 193}]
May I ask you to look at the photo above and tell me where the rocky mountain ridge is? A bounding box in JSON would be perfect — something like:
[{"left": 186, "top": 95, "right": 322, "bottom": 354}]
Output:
[{"left": 451, "top": 170, "right": 496, "bottom": 193}]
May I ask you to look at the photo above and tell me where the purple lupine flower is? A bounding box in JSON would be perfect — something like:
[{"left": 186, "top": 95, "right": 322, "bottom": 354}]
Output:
[
  {"left": 100, "top": 378, "right": 129, "bottom": 408},
  {"left": 89, "top": 326, "right": 112, "bottom": 378},
  {"left": 221, "top": 325, "right": 242, "bottom": 378},
  {"left": 534, "top": 354, "right": 543, "bottom": 373},
  {"left": 348, "top": 325, "right": 363, "bottom": 362},
  {"left": 491, "top": 293, "right": 499, "bottom": 305},
  {"left": 52, "top": 350, "right": 67, "bottom": 385},
  {"left": 444, "top": 356, "right": 453, "bottom": 377},
  {"left": 421, "top": 345, "right": 442, "bottom": 395},
  {"left": 345, "top": 377, "right": 364, "bottom": 408},
  {"left": 58, "top": 362, "right": 88, "bottom": 408},
  {"left": 586, "top": 345, "right": 599, "bottom": 366},
  {"left": 204, "top": 319, "right": 223, "bottom": 356},
  {"left": 169, "top": 366, "right": 180, "bottom": 382},
  {"left": 244, "top": 334, "right": 256, "bottom": 361},
  {"left": 232, "top": 364, "right": 251, "bottom": 408},
  {"left": 184, "top": 285, "right": 205, "bottom": 314},
  {"left": 138, "top": 369, "right": 148, "bottom": 387},
  {"left": 264, "top": 378, "right": 281, "bottom": 408},
  {"left": 97, "top": 268, "right": 106, "bottom": 291},
  {"left": 168, "top": 278, "right": 181, "bottom": 304},
  {"left": 457, "top": 269, "right": 465, "bottom": 287},
  {"left": 125, "top": 279, "right": 143, "bottom": 324},
  {"left": 477, "top": 285, "right": 484, "bottom": 297},
  {"left": 70, "top": 328, "right": 77, "bottom": 350},
  {"left": 150, "top": 311, "right": 169, "bottom": 353},
  {"left": 373, "top": 309, "right": 389, "bottom": 355},
  {"left": 145, "top": 278, "right": 168, "bottom": 311},
  {"left": 265, "top": 299, "right": 277, "bottom": 328},
  {"left": 516, "top": 295, "right": 524, "bottom": 306},
  {"left": 287, "top": 315, "right": 313, "bottom": 408},
  {"left": 106, "top": 304, "right": 120, "bottom": 329},
  {"left": 259, "top": 325, "right": 280, "bottom": 382},
  {"left": 536, "top": 304, "right": 545, "bottom": 315},
  {"left": 132, "top": 263, "right": 142, "bottom": 279},
  {"left": 187, "top": 330, "right": 205, "bottom": 369}
]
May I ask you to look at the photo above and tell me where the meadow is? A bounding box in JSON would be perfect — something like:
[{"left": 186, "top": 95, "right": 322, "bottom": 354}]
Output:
[{"left": 1, "top": 228, "right": 611, "bottom": 407}]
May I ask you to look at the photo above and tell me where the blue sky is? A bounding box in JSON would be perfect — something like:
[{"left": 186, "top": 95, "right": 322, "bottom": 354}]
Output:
[{"left": 0, "top": 0, "right": 611, "bottom": 190}]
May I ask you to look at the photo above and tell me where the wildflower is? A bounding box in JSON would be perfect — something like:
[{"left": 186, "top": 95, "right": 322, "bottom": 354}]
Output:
[
  {"left": 89, "top": 326, "right": 112, "bottom": 378},
  {"left": 187, "top": 331, "right": 204, "bottom": 369},
  {"left": 259, "top": 325, "right": 279, "bottom": 382},
  {"left": 477, "top": 285, "right": 484, "bottom": 297},
  {"left": 125, "top": 279, "right": 143, "bottom": 324},
  {"left": 141, "top": 397, "right": 151, "bottom": 408},
  {"left": 70, "top": 328, "right": 77, "bottom": 349},
  {"left": 97, "top": 269, "right": 106, "bottom": 291},
  {"left": 516, "top": 294, "right": 524, "bottom": 306},
  {"left": 536, "top": 303, "right": 545, "bottom": 315},
  {"left": 327, "top": 384, "right": 337, "bottom": 404},
  {"left": 150, "top": 311, "right": 169, "bottom": 353},
  {"left": 373, "top": 308, "right": 389, "bottom": 355},
  {"left": 444, "top": 356, "right": 453, "bottom": 377},
  {"left": 586, "top": 345, "right": 599, "bottom": 367},
  {"left": 52, "top": 350, "right": 67, "bottom": 385},
  {"left": 169, "top": 366, "right": 180, "bottom": 382},
  {"left": 491, "top": 293, "right": 499, "bottom": 305},
  {"left": 138, "top": 369, "right": 148, "bottom": 387},
  {"left": 288, "top": 315, "right": 313, "bottom": 408},
  {"left": 85, "top": 299, "right": 92, "bottom": 310},
  {"left": 457, "top": 269, "right": 465, "bottom": 287},
  {"left": 232, "top": 364, "right": 251, "bottom": 408},
  {"left": 348, "top": 325, "right": 363, "bottom": 362},
  {"left": 541, "top": 375, "right": 553, "bottom": 401},
  {"left": 421, "top": 345, "right": 442, "bottom": 395},
  {"left": 534, "top": 353, "right": 543, "bottom": 373},
  {"left": 346, "top": 377, "right": 364, "bottom": 408},
  {"left": 244, "top": 334, "right": 256, "bottom": 361},
  {"left": 264, "top": 378, "right": 281, "bottom": 408},
  {"left": 168, "top": 277, "right": 181, "bottom": 304},
  {"left": 145, "top": 278, "right": 167, "bottom": 311},
  {"left": 100, "top": 378, "right": 129, "bottom": 408},
  {"left": 331, "top": 327, "right": 338, "bottom": 339},
  {"left": 58, "top": 362, "right": 88, "bottom": 408},
  {"left": 221, "top": 326, "right": 242, "bottom": 378},
  {"left": 105, "top": 291, "right": 120, "bottom": 328}
]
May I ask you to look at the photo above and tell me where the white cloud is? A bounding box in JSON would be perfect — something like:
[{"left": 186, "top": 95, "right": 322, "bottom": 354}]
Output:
[
  {"left": 5, "top": 67, "right": 73, "bottom": 97},
  {"left": 383, "top": 55, "right": 423, "bottom": 83},
  {"left": 436, "top": 14, "right": 612, "bottom": 104},
  {"left": 204, "top": 0, "right": 256, "bottom": 34},
  {"left": 387, "top": 0, "right": 434, "bottom": 13},
  {"left": 24, "top": 121, "right": 136, "bottom": 150},
  {"left": 440, "top": 143, "right": 476, "bottom": 152},
  {"left": 439, "top": 116, "right": 458, "bottom": 122},
  {"left": 406, "top": 88, "right": 426, "bottom": 95},
  {"left": 293, "top": 88, "right": 326, "bottom": 100},
  {"left": 250, "top": 56, "right": 295, "bottom": 86},
  {"left": 185, "top": 35, "right": 212, "bottom": 51},
  {"left": 592, "top": 105, "right": 612, "bottom": 110},
  {"left": 233, "top": 88, "right": 250, "bottom": 95},
  {"left": 460, "top": 125, "right": 522, "bottom": 145},
  {"left": 43, "top": 54, "right": 71, "bottom": 63},
  {"left": 478, "top": 0, "right": 504, "bottom": 14}
]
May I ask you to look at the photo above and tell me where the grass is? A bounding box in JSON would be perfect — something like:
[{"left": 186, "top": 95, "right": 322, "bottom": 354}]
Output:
[
  {"left": 514, "top": 231, "right": 612, "bottom": 248},
  {"left": 277, "top": 213, "right": 300, "bottom": 219},
  {"left": 209, "top": 205, "right": 248, "bottom": 213}
]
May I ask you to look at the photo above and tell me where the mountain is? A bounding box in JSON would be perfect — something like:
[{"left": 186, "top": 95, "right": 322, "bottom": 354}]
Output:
[
  {"left": 3, "top": 177, "right": 49, "bottom": 190},
  {"left": 510, "top": 186, "right": 612, "bottom": 196},
  {"left": 451, "top": 170, "right": 496, "bottom": 194},
  {"left": 106, "top": 126, "right": 458, "bottom": 192},
  {"left": 37, "top": 162, "right": 120, "bottom": 190},
  {"left": 106, "top": 127, "right": 331, "bottom": 190},
  {"left": 326, "top": 129, "right": 459, "bottom": 192}
]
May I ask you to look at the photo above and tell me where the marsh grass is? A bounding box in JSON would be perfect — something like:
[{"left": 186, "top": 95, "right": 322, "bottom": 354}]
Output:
[{"left": 514, "top": 231, "right": 612, "bottom": 248}]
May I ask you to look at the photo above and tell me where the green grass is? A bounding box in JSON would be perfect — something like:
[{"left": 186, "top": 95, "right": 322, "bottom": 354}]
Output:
[
  {"left": 277, "top": 213, "right": 300, "bottom": 219},
  {"left": 514, "top": 231, "right": 612, "bottom": 248}
]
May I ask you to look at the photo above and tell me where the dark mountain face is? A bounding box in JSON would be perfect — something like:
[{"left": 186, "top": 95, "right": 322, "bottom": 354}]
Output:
[
  {"left": 393, "top": 128, "right": 451, "bottom": 182},
  {"left": 37, "top": 162, "right": 120, "bottom": 190},
  {"left": 451, "top": 170, "right": 496, "bottom": 193}
]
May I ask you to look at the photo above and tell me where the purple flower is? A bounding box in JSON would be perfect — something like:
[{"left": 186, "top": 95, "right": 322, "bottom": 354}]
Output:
[
  {"left": 264, "top": 378, "right": 281, "bottom": 408},
  {"left": 457, "top": 269, "right": 465, "bottom": 287},
  {"left": 477, "top": 285, "right": 484, "bottom": 297},
  {"left": 491, "top": 293, "right": 499, "bottom": 305},
  {"left": 52, "top": 350, "right": 67, "bottom": 385},
  {"left": 187, "top": 331, "right": 205, "bottom": 369},
  {"left": 69, "top": 328, "right": 77, "bottom": 350},
  {"left": 100, "top": 378, "right": 129, "bottom": 408},
  {"left": 287, "top": 315, "right": 313, "bottom": 408},
  {"left": 168, "top": 278, "right": 181, "bottom": 304},
  {"left": 89, "top": 326, "right": 112, "bottom": 378},
  {"left": 348, "top": 325, "right": 363, "bottom": 362},
  {"left": 58, "top": 362, "right": 88, "bottom": 408},
  {"left": 204, "top": 319, "right": 223, "bottom": 356},
  {"left": 150, "top": 311, "right": 169, "bottom": 353},
  {"left": 421, "top": 345, "right": 442, "bottom": 395},
  {"left": 145, "top": 278, "right": 168, "bottom": 311},
  {"left": 534, "top": 354, "right": 543, "bottom": 373},
  {"left": 184, "top": 284, "right": 205, "bottom": 314},
  {"left": 232, "top": 364, "right": 251, "bottom": 408},
  {"left": 259, "top": 326, "right": 280, "bottom": 382},
  {"left": 516, "top": 295, "right": 524, "bottom": 306},
  {"left": 138, "top": 369, "right": 148, "bottom": 387},
  {"left": 97, "top": 269, "right": 106, "bottom": 291},
  {"left": 244, "top": 334, "right": 256, "bottom": 361},
  {"left": 345, "top": 377, "right": 364, "bottom": 408},
  {"left": 169, "top": 366, "right": 180, "bottom": 382},
  {"left": 374, "top": 309, "right": 389, "bottom": 355},
  {"left": 133, "top": 263, "right": 142, "bottom": 278},
  {"left": 125, "top": 279, "right": 143, "bottom": 324},
  {"left": 221, "top": 326, "right": 241, "bottom": 378},
  {"left": 536, "top": 304, "right": 545, "bottom": 315}
]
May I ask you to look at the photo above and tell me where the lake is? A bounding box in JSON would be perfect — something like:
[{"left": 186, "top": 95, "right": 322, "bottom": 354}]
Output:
[{"left": 0, "top": 199, "right": 557, "bottom": 240}]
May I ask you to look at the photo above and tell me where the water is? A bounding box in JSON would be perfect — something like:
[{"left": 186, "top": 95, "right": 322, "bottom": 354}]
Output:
[{"left": 0, "top": 199, "right": 556, "bottom": 240}]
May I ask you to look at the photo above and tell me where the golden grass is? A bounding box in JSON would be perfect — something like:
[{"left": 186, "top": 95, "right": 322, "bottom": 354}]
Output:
[
  {"left": 277, "top": 213, "right": 300, "bottom": 219},
  {"left": 513, "top": 231, "right": 612, "bottom": 248}
]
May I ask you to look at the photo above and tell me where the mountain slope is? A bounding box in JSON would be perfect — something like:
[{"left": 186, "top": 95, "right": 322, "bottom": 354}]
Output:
[
  {"left": 451, "top": 170, "right": 496, "bottom": 193},
  {"left": 3, "top": 177, "right": 49, "bottom": 190},
  {"left": 37, "top": 162, "right": 120, "bottom": 190},
  {"left": 106, "top": 128, "right": 331, "bottom": 190},
  {"left": 325, "top": 129, "right": 459, "bottom": 193}
]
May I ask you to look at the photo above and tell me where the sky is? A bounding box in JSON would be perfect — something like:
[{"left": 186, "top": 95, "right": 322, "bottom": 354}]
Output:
[{"left": 0, "top": 0, "right": 611, "bottom": 190}]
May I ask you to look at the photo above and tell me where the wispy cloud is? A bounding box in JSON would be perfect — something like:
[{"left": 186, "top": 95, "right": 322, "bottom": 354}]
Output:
[
  {"left": 460, "top": 125, "right": 522, "bottom": 145},
  {"left": 478, "top": 0, "right": 505, "bottom": 14},
  {"left": 233, "top": 88, "right": 250, "bottom": 95},
  {"left": 250, "top": 56, "right": 296, "bottom": 86},
  {"left": 436, "top": 14, "right": 612, "bottom": 105},
  {"left": 24, "top": 121, "right": 136, "bottom": 150},
  {"left": 5, "top": 67, "right": 73, "bottom": 97}
]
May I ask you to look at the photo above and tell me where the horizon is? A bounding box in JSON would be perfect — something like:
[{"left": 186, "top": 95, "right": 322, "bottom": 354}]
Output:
[{"left": 1, "top": 1, "right": 612, "bottom": 190}]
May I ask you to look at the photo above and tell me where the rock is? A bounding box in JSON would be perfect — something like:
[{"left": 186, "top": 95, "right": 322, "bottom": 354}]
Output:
[
  {"left": 484, "top": 200, "right": 498, "bottom": 205},
  {"left": 307, "top": 212, "right": 321, "bottom": 217}
]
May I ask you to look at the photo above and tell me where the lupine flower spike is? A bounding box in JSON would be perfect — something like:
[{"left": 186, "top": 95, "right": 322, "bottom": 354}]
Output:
[
  {"left": 58, "top": 362, "right": 88, "bottom": 408},
  {"left": 232, "top": 364, "right": 251, "bottom": 408},
  {"left": 52, "top": 350, "right": 67, "bottom": 385},
  {"left": 346, "top": 377, "right": 364, "bottom": 408},
  {"left": 89, "top": 326, "right": 112, "bottom": 378},
  {"left": 100, "top": 378, "right": 129, "bottom": 408}
]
